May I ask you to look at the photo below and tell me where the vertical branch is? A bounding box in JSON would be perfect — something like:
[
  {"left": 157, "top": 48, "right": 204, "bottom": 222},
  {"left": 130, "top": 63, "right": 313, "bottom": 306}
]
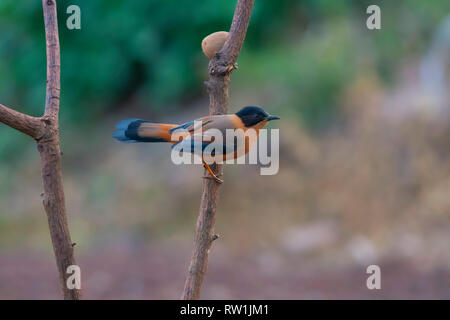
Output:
[
  {"left": 39, "top": 0, "right": 80, "bottom": 300},
  {"left": 0, "top": 0, "right": 80, "bottom": 299},
  {"left": 181, "top": 0, "right": 255, "bottom": 300},
  {"left": 43, "top": 0, "right": 61, "bottom": 119}
]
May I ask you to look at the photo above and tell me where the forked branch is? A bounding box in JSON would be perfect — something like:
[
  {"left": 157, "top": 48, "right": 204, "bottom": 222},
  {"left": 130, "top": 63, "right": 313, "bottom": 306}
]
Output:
[{"left": 0, "top": 0, "right": 80, "bottom": 299}]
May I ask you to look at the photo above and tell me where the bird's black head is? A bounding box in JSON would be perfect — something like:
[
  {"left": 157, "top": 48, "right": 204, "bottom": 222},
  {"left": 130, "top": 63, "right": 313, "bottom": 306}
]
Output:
[{"left": 235, "top": 106, "right": 280, "bottom": 127}]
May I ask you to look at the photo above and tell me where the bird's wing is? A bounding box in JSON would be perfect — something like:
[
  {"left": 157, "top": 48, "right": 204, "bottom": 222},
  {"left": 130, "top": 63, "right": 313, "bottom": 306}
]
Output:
[
  {"left": 169, "top": 116, "right": 213, "bottom": 133},
  {"left": 170, "top": 114, "right": 243, "bottom": 156},
  {"left": 169, "top": 114, "right": 240, "bottom": 133},
  {"left": 171, "top": 136, "right": 236, "bottom": 156}
]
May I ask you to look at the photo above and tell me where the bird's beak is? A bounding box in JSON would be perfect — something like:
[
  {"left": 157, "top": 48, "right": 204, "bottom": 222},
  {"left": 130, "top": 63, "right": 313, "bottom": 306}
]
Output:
[{"left": 266, "top": 115, "right": 280, "bottom": 121}]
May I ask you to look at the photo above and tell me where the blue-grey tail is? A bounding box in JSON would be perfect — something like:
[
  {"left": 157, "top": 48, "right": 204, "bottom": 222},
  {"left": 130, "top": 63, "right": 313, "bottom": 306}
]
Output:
[{"left": 113, "top": 118, "right": 167, "bottom": 143}]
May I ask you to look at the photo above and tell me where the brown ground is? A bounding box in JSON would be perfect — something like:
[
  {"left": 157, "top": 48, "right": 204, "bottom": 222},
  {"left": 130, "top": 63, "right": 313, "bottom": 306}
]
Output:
[{"left": 0, "top": 242, "right": 449, "bottom": 299}]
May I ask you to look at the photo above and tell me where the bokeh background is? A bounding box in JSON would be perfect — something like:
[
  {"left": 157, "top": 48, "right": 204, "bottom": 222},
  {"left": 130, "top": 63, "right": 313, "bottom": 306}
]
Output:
[{"left": 0, "top": 0, "right": 449, "bottom": 299}]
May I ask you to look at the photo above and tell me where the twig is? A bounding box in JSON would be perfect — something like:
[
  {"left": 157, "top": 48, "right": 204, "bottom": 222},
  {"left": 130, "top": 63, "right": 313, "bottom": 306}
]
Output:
[
  {"left": 0, "top": 103, "right": 42, "bottom": 138},
  {"left": 181, "top": 0, "right": 255, "bottom": 300},
  {"left": 0, "top": 0, "right": 80, "bottom": 299}
]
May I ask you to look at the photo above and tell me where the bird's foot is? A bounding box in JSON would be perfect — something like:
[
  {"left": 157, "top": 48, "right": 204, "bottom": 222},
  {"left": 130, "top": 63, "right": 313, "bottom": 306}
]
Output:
[
  {"left": 202, "top": 161, "right": 223, "bottom": 183},
  {"left": 226, "top": 63, "right": 238, "bottom": 73},
  {"left": 203, "top": 174, "right": 223, "bottom": 184}
]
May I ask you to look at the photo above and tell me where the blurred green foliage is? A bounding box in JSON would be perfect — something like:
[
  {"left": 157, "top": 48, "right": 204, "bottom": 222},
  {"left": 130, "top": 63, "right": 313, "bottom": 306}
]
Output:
[
  {"left": 0, "top": 0, "right": 449, "bottom": 156},
  {"left": 0, "top": 0, "right": 300, "bottom": 121}
]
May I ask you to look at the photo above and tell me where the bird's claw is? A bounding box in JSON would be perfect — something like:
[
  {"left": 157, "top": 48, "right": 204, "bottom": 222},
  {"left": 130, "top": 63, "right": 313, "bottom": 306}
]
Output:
[
  {"left": 226, "top": 63, "right": 238, "bottom": 73},
  {"left": 202, "top": 175, "right": 223, "bottom": 184}
]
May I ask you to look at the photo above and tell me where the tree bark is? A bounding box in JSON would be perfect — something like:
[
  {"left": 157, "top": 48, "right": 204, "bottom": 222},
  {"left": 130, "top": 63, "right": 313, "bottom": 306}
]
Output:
[
  {"left": 181, "top": 0, "right": 255, "bottom": 300},
  {"left": 0, "top": 0, "right": 80, "bottom": 300}
]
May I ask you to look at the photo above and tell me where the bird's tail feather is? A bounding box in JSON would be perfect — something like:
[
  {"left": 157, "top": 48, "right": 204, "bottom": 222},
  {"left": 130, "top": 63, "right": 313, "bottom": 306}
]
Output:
[{"left": 113, "top": 119, "right": 178, "bottom": 143}]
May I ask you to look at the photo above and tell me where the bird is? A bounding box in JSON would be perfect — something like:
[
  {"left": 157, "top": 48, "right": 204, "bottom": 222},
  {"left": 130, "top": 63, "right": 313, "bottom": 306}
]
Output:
[{"left": 113, "top": 106, "right": 280, "bottom": 183}]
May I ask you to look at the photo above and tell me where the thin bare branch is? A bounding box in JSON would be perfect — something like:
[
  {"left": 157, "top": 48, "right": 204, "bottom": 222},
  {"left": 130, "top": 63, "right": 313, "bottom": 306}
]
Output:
[
  {"left": 222, "top": 0, "right": 255, "bottom": 63},
  {"left": 1, "top": 1, "right": 80, "bottom": 299},
  {"left": 43, "top": 0, "right": 61, "bottom": 118},
  {"left": 0, "top": 104, "right": 42, "bottom": 138},
  {"left": 39, "top": 0, "right": 80, "bottom": 300},
  {"left": 209, "top": 0, "right": 255, "bottom": 77},
  {"left": 181, "top": 0, "right": 255, "bottom": 300}
]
